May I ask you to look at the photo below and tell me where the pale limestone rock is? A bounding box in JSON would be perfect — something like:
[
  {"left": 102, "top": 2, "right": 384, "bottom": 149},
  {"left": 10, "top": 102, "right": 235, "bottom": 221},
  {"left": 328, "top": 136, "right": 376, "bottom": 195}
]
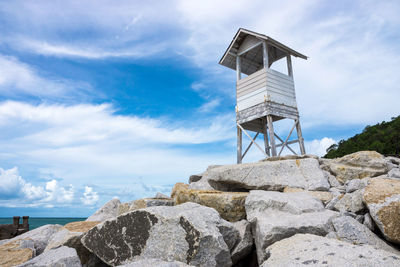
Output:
[
  {"left": 171, "top": 183, "right": 248, "bottom": 222},
  {"left": 261, "top": 234, "right": 400, "bottom": 266},
  {"left": 334, "top": 189, "right": 365, "bottom": 213},
  {"left": 191, "top": 158, "right": 329, "bottom": 192},
  {"left": 231, "top": 220, "right": 253, "bottom": 264},
  {"left": 8, "top": 224, "right": 63, "bottom": 255},
  {"left": 388, "top": 168, "right": 400, "bottom": 179},
  {"left": 363, "top": 213, "right": 375, "bottom": 231},
  {"left": 363, "top": 177, "right": 400, "bottom": 244},
  {"left": 118, "top": 198, "right": 175, "bottom": 216},
  {"left": 283, "top": 187, "right": 333, "bottom": 204},
  {"left": 17, "top": 246, "right": 82, "bottom": 267},
  {"left": 0, "top": 239, "right": 34, "bottom": 267},
  {"left": 117, "top": 259, "right": 193, "bottom": 266},
  {"left": 326, "top": 151, "right": 388, "bottom": 183},
  {"left": 86, "top": 198, "right": 121, "bottom": 222},
  {"left": 245, "top": 190, "right": 339, "bottom": 264},
  {"left": 45, "top": 221, "right": 103, "bottom": 267},
  {"left": 331, "top": 216, "right": 399, "bottom": 254},
  {"left": 81, "top": 202, "right": 237, "bottom": 267},
  {"left": 346, "top": 178, "right": 369, "bottom": 193}
]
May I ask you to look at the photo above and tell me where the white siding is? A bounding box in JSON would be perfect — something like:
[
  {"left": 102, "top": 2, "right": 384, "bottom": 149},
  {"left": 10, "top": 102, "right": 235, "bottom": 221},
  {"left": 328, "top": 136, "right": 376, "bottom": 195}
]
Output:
[{"left": 236, "top": 68, "right": 296, "bottom": 111}]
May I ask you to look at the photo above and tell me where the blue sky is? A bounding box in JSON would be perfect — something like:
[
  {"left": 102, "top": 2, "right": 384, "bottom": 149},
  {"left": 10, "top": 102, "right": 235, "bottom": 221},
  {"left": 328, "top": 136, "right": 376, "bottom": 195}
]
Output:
[{"left": 0, "top": 0, "right": 399, "bottom": 217}]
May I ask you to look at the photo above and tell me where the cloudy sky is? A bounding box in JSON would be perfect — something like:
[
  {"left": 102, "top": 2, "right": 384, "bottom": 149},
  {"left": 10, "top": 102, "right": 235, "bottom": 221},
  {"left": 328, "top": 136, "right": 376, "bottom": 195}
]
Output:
[{"left": 0, "top": 0, "right": 399, "bottom": 217}]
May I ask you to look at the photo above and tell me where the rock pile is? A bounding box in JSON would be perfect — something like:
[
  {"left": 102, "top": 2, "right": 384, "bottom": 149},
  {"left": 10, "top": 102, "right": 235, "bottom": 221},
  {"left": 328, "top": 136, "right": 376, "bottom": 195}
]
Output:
[{"left": 2, "top": 151, "right": 399, "bottom": 266}]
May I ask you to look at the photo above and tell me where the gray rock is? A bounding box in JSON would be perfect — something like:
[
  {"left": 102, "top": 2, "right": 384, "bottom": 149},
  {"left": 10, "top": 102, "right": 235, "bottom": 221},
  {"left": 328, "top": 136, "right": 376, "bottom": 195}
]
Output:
[
  {"left": 346, "top": 178, "right": 369, "bottom": 193},
  {"left": 245, "top": 191, "right": 338, "bottom": 264},
  {"left": 325, "top": 151, "right": 388, "bottom": 184},
  {"left": 188, "top": 174, "right": 202, "bottom": 184},
  {"left": 231, "top": 220, "right": 253, "bottom": 264},
  {"left": 388, "top": 168, "right": 400, "bottom": 178},
  {"left": 117, "top": 259, "right": 193, "bottom": 267},
  {"left": 81, "top": 202, "right": 237, "bottom": 267},
  {"left": 261, "top": 234, "right": 400, "bottom": 267},
  {"left": 10, "top": 224, "right": 63, "bottom": 255},
  {"left": 355, "top": 214, "right": 364, "bottom": 223},
  {"left": 325, "top": 195, "right": 342, "bottom": 210},
  {"left": 363, "top": 213, "right": 375, "bottom": 231},
  {"left": 86, "top": 198, "right": 121, "bottom": 222},
  {"left": 332, "top": 216, "right": 399, "bottom": 254},
  {"left": 191, "top": 158, "right": 329, "bottom": 192},
  {"left": 155, "top": 192, "right": 170, "bottom": 199},
  {"left": 17, "top": 246, "right": 82, "bottom": 267},
  {"left": 334, "top": 189, "right": 365, "bottom": 213},
  {"left": 324, "top": 170, "right": 343, "bottom": 188},
  {"left": 118, "top": 198, "right": 175, "bottom": 216}
]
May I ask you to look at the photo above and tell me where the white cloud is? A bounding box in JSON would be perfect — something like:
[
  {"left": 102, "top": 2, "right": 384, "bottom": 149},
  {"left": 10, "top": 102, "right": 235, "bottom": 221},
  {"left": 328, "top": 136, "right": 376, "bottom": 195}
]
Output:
[
  {"left": 198, "top": 98, "right": 221, "bottom": 113},
  {"left": 81, "top": 186, "right": 99, "bottom": 206},
  {"left": 0, "top": 54, "right": 93, "bottom": 100},
  {"left": 305, "top": 137, "right": 336, "bottom": 157},
  {"left": 0, "top": 166, "right": 76, "bottom": 207}
]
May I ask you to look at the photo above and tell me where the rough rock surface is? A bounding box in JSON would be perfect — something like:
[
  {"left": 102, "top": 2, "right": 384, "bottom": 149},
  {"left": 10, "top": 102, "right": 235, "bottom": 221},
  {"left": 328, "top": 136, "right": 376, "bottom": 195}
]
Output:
[
  {"left": 17, "top": 246, "right": 82, "bottom": 267},
  {"left": 172, "top": 183, "right": 248, "bottom": 222},
  {"left": 45, "top": 221, "right": 105, "bottom": 266},
  {"left": 325, "top": 151, "right": 388, "bottom": 183},
  {"left": 117, "top": 259, "right": 193, "bottom": 267},
  {"left": 363, "top": 177, "right": 400, "bottom": 244},
  {"left": 86, "top": 198, "right": 121, "bottom": 222},
  {"left": 333, "top": 189, "right": 365, "bottom": 213},
  {"left": 81, "top": 202, "right": 237, "bottom": 267},
  {"left": 283, "top": 187, "right": 333, "bottom": 204},
  {"left": 231, "top": 220, "right": 253, "bottom": 264},
  {"left": 389, "top": 168, "right": 400, "bottom": 178},
  {"left": 331, "top": 216, "right": 399, "bottom": 254},
  {"left": 346, "top": 178, "right": 369, "bottom": 193},
  {"left": 0, "top": 239, "right": 34, "bottom": 267},
  {"left": 261, "top": 234, "right": 400, "bottom": 266},
  {"left": 118, "top": 198, "right": 174, "bottom": 216},
  {"left": 245, "top": 190, "right": 338, "bottom": 264},
  {"left": 363, "top": 212, "right": 375, "bottom": 231},
  {"left": 191, "top": 158, "right": 329, "bottom": 192},
  {"left": 7, "top": 224, "right": 63, "bottom": 255}
]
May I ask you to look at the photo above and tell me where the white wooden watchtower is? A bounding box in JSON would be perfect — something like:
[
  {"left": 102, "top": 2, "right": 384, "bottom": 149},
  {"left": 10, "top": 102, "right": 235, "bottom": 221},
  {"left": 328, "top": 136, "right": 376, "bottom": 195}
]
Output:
[{"left": 219, "top": 28, "right": 307, "bottom": 163}]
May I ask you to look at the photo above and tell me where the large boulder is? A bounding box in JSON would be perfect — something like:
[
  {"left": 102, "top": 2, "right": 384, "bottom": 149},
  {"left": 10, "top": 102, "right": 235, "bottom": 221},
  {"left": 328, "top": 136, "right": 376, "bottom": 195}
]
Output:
[
  {"left": 81, "top": 202, "right": 238, "bottom": 267},
  {"left": 325, "top": 151, "right": 388, "bottom": 183},
  {"left": 331, "top": 216, "right": 399, "bottom": 254},
  {"left": 17, "top": 246, "right": 82, "bottom": 267},
  {"left": 86, "top": 198, "right": 121, "bottom": 222},
  {"left": 117, "top": 259, "right": 193, "bottom": 266},
  {"left": 245, "top": 190, "right": 338, "bottom": 264},
  {"left": 45, "top": 221, "right": 105, "bottom": 266},
  {"left": 171, "top": 183, "right": 248, "bottom": 222},
  {"left": 363, "top": 177, "right": 400, "bottom": 244},
  {"left": 261, "top": 234, "right": 400, "bottom": 266},
  {"left": 333, "top": 189, "right": 366, "bottom": 213},
  {"left": 118, "top": 198, "right": 174, "bottom": 216},
  {"left": 283, "top": 187, "right": 333, "bottom": 204},
  {"left": 191, "top": 158, "right": 330, "bottom": 192},
  {"left": 0, "top": 239, "right": 34, "bottom": 267},
  {"left": 5, "top": 224, "right": 63, "bottom": 255},
  {"left": 230, "top": 220, "right": 253, "bottom": 264}
]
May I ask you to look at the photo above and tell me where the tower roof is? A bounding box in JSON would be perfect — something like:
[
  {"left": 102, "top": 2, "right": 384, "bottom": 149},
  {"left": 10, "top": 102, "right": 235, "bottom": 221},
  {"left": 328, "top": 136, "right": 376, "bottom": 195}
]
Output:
[{"left": 219, "top": 28, "right": 307, "bottom": 75}]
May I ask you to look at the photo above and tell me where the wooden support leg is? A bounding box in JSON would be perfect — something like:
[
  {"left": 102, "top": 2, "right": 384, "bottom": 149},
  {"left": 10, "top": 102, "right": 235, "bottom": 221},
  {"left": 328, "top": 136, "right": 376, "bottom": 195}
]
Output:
[
  {"left": 266, "top": 115, "right": 277, "bottom": 156},
  {"left": 262, "top": 117, "right": 270, "bottom": 156},
  {"left": 237, "top": 125, "right": 242, "bottom": 164},
  {"left": 296, "top": 118, "right": 306, "bottom": 155}
]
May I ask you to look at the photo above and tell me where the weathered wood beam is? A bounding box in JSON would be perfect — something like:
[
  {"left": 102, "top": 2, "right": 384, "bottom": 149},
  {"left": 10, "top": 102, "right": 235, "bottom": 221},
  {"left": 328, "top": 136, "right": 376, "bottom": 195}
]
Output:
[
  {"left": 276, "top": 139, "right": 299, "bottom": 148},
  {"left": 242, "top": 132, "right": 259, "bottom": 158},
  {"left": 274, "top": 133, "right": 297, "bottom": 155},
  {"left": 296, "top": 119, "right": 306, "bottom": 155},
  {"left": 238, "top": 42, "right": 262, "bottom": 56},
  {"left": 278, "top": 120, "right": 297, "bottom": 156},
  {"left": 237, "top": 123, "right": 267, "bottom": 157},
  {"left": 287, "top": 53, "right": 293, "bottom": 77},
  {"left": 266, "top": 115, "right": 277, "bottom": 156},
  {"left": 236, "top": 56, "right": 241, "bottom": 81},
  {"left": 262, "top": 41, "right": 269, "bottom": 69},
  {"left": 237, "top": 125, "right": 242, "bottom": 164}
]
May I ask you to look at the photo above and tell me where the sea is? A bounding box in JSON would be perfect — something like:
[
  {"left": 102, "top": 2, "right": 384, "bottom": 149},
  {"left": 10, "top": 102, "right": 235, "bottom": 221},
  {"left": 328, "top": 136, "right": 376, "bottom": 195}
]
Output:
[{"left": 0, "top": 217, "right": 86, "bottom": 230}]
